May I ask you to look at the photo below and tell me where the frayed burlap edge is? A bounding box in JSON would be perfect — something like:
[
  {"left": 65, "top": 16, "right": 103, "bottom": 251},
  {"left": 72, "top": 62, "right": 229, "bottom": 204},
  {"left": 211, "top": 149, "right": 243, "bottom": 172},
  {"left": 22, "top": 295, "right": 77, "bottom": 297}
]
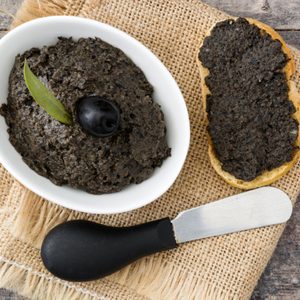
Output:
[
  {"left": 11, "top": 0, "right": 69, "bottom": 27},
  {"left": 0, "top": 253, "right": 236, "bottom": 300},
  {"left": 7, "top": 186, "right": 71, "bottom": 249},
  {"left": 0, "top": 256, "right": 107, "bottom": 300}
]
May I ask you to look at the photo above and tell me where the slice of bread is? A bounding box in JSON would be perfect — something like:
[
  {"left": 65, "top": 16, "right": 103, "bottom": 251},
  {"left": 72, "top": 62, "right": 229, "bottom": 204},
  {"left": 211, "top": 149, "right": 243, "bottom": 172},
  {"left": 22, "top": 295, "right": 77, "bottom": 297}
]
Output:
[{"left": 197, "top": 18, "right": 300, "bottom": 190}]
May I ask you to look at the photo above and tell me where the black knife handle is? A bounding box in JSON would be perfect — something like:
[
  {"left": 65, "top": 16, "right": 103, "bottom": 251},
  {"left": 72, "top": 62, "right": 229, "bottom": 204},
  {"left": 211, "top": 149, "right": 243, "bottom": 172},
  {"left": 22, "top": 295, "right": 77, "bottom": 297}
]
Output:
[{"left": 41, "top": 218, "right": 177, "bottom": 281}]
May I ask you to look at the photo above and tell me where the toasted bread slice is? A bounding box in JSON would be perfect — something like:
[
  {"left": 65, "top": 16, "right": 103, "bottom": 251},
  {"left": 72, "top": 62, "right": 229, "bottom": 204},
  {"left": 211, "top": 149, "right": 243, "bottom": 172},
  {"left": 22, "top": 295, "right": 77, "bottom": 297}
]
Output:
[{"left": 197, "top": 18, "right": 300, "bottom": 190}]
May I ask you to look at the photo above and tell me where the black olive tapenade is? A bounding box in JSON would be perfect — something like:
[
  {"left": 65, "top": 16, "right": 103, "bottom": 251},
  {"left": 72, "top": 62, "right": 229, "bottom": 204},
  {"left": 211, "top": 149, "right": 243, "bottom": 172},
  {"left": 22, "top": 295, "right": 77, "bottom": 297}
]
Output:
[
  {"left": 1, "top": 37, "right": 170, "bottom": 194},
  {"left": 199, "top": 18, "right": 298, "bottom": 181}
]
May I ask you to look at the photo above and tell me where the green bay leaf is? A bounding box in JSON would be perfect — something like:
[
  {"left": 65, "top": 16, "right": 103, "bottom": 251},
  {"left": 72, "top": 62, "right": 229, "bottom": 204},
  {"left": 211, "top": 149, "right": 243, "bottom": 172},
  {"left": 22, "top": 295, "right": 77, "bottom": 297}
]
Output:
[{"left": 23, "top": 60, "right": 73, "bottom": 125}]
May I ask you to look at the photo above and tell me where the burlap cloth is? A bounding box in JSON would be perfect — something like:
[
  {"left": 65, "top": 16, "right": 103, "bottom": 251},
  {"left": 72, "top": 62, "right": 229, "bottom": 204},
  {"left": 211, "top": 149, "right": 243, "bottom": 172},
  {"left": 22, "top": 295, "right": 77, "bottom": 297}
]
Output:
[{"left": 1, "top": 0, "right": 300, "bottom": 299}]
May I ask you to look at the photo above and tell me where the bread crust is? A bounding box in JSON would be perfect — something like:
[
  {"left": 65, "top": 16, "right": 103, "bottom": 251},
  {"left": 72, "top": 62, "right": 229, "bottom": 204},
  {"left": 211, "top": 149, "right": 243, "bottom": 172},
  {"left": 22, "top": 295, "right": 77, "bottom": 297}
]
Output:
[{"left": 197, "top": 18, "right": 300, "bottom": 189}]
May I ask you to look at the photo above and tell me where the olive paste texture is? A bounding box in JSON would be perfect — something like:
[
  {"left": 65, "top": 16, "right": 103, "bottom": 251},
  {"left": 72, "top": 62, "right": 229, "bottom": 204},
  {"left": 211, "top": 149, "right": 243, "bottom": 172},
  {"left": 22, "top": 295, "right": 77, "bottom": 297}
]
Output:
[
  {"left": 199, "top": 18, "right": 298, "bottom": 181},
  {"left": 1, "top": 37, "right": 170, "bottom": 194}
]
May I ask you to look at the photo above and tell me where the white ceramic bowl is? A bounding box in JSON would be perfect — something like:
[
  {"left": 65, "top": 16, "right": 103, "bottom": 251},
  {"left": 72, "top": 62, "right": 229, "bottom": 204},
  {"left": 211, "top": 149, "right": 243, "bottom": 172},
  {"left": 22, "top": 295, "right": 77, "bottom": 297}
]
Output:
[{"left": 0, "top": 16, "right": 190, "bottom": 214}]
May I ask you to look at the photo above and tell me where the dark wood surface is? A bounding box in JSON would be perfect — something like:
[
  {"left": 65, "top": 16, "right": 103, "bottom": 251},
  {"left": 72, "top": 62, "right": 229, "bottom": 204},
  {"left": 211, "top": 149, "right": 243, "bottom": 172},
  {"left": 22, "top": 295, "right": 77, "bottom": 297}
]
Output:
[
  {"left": 0, "top": 0, "right": 299, "bottom": 299},
  {"left": 203, "top": 0, "right": 300, "bottom": 50}
]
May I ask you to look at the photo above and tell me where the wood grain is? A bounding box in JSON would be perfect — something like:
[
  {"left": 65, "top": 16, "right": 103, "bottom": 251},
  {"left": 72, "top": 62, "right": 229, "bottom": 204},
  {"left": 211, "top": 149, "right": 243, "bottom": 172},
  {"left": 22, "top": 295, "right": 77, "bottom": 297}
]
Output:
[
  {"left": 0, "top": 0, "right": 299, "bottom": 299},
  {"left": 0, "top": 0, "right": 21, "bottom": 33},
  {"left": 202, "top": 0, "right": 300, "bottom": 30},
  {"left": 278, "top": 31, "right": 300, "bottom": 50},
  {"left": 251, "top": 198, "right": 300, "bottom": 300}
]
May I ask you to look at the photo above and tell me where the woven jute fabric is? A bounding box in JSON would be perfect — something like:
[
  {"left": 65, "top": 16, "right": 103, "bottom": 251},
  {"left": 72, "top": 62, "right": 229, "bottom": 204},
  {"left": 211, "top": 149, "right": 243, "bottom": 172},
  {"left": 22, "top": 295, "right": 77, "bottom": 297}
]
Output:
[{"left": 1, "top": 0, "right": 300, "bottom": 299}]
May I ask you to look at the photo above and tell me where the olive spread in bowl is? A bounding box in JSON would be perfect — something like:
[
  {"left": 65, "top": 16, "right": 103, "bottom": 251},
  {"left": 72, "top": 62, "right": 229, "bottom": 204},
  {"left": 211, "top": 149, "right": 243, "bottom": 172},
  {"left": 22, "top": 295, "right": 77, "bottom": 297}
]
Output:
[{"left": 0, "top": 37, "right": 170, "bottom": 194}]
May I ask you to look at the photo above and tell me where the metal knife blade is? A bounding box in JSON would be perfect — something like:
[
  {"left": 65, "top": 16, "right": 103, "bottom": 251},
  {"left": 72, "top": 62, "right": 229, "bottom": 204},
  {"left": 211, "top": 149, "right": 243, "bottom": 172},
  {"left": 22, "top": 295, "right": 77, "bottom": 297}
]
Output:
[{"left": 171, "top": 187, "right": 292, "bottom": 243}]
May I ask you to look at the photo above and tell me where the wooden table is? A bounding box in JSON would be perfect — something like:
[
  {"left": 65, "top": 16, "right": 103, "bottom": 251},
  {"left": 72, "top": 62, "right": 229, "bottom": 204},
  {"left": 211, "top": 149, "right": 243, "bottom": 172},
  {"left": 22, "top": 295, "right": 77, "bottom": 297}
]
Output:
[{"left": 0, "top": 0, "right": 299, "bottom": 299}]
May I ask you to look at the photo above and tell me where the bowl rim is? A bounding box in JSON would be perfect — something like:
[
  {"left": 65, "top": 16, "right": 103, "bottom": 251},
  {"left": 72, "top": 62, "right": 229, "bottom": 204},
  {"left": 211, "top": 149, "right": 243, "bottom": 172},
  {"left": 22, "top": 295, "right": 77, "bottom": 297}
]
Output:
[{"left": 0, "top": 16, "right": 190, "bottom": 214}]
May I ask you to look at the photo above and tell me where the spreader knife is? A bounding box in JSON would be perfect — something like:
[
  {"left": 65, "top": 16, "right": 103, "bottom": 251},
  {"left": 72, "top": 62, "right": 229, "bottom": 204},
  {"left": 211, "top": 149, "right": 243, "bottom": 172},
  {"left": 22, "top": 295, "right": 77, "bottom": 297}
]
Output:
[{"left": 41, "top": 187, "right": 292, "bottom": 281}]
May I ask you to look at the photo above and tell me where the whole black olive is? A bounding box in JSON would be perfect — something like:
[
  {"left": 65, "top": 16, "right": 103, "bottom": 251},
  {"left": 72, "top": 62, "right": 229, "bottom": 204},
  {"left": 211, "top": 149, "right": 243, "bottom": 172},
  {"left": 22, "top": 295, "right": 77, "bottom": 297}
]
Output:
[{"left": 77, "top": 96, "right": 120, "bottom": 137}]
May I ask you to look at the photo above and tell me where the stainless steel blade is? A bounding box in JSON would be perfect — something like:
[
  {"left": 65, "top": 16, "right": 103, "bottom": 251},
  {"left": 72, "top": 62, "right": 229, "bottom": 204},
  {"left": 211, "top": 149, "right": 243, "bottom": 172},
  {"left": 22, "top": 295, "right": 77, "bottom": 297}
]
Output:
[{"left": 171, "top": 187, "right": 292, "bottom": 243}]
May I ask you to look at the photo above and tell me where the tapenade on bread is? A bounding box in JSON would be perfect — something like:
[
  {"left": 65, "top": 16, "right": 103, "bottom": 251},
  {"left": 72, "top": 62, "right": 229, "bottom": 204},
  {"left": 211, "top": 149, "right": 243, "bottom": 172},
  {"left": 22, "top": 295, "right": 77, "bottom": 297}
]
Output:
[{"left": 198, "top": 17, "right": 300, "bottom": 189}]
